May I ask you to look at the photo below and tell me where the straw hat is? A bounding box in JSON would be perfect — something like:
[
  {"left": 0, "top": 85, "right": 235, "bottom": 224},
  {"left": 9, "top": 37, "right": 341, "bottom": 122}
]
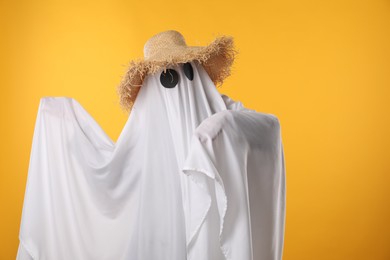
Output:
[{"left": 116, "top": 30, "right": 238, "bottom": 112}]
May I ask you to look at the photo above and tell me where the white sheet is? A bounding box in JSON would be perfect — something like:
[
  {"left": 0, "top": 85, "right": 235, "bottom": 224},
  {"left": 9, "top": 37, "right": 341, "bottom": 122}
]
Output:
[{"left": 17, "top": 60, "right": 286, "bottom": 260}]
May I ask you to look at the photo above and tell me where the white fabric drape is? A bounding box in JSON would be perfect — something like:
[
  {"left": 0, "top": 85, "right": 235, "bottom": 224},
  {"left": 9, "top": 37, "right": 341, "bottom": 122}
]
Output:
[{"left": 17, "top": 60, "right": 286, "bottom": 260}]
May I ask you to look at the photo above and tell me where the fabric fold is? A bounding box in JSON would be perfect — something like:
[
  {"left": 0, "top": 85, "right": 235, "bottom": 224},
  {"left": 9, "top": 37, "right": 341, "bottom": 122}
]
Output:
[{"left": 182, "top": 134, "right": 229, "bottom": 260}]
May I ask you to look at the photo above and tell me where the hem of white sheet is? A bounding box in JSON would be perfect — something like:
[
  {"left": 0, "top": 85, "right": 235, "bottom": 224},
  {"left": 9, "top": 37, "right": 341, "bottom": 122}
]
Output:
[
  {"left": 182, "top": 167, "right": 229, "bottom": 260},
  {"left": 17, "top": 237, "right": 36, "bottom": 260}
]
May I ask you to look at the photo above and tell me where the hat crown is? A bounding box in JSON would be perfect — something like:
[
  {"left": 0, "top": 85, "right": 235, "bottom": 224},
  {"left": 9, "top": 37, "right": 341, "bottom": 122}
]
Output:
[{"left": 143, "top": 30, "right": 188, "bottom": 60}]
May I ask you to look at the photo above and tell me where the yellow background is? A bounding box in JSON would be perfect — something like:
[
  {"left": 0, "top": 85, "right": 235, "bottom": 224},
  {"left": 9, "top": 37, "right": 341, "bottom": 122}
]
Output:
[{"left": 1, "top": 0, "right": 389, "bottom": 259}]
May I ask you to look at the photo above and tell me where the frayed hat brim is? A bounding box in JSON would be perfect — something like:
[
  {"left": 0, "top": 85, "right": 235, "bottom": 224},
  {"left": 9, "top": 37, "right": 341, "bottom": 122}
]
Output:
[{"left": 116, "top": 35, "right": 238, "bottom": 113}]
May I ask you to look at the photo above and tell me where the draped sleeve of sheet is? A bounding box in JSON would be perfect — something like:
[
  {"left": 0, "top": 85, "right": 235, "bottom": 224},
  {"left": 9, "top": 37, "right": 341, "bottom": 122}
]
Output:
[
  {"left": 16, "top": 97, "right": 149, "bottom": 260},
  {"left": 181, "top": 94, "right": 286, "bottom": 260}
]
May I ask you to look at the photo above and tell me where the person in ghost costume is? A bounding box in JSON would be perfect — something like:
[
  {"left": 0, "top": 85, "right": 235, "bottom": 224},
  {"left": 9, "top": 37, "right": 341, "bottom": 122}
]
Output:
[{"left": 16, "top": 30, "right": 286, "bottom": 260}]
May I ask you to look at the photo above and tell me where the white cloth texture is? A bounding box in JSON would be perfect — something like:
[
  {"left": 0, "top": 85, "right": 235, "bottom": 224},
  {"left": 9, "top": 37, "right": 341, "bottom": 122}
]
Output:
[{"left": 17, "top": 60, "right": 286, "bottom": 260}]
